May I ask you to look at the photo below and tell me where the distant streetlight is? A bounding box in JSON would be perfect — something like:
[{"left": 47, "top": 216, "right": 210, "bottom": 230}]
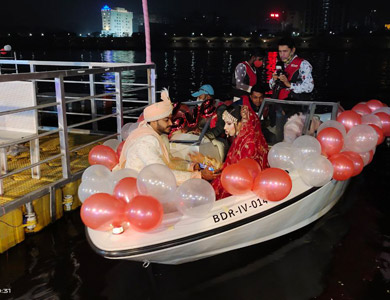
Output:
[
  {"left": 191, "top": 32, "right": 195, "bottom": 36},
  {"left": 164, "top": 32, "right": 167, "bottom": 35},
  {"left": 79, "top": 34, "right": 82, "bottom": 36},
  {"left": 29, "top": 33, "right": 32, "bottom": 36},
  {"left": 41, "top": 33, "right": 44, "bottom": 36},
  {"left": 229, "top": 33, "right": 232, "bottom": 36},
  {"left": 200, "top": 33, "right": 203, "bottom": 36}
]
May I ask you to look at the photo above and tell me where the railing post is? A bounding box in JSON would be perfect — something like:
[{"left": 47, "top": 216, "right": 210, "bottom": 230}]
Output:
[
  {"left": 55, "top": 76, "right": 71, "bottom": 179},
  {"left": 30, "top": 63, "right": 41, "bottom": 179},
  {"left": 115, "top": 72, "right": 124, "bottom": 140},
  {"left": 89, "top": 66, "right": 98, "bottom": 133},
  {"left": 147, "top": 67, "right": 156, "bottom": 104}
]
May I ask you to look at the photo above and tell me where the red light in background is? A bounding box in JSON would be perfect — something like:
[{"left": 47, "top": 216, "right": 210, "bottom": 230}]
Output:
[
  {"left": 270, "top": 13, "right": 275, "bottom": 17},
  {"left": 275, "top": 13, "right": 279, "bottom": 18}
]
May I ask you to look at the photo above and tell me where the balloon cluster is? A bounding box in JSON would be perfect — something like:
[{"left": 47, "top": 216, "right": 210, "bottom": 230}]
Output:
[
  {"left": 220, "top": 158, "right": 292, "bottom": 202},
  {"left": 80, "top": 163, "right": 216, "bottom": 234},
  {"left": 268, "top": 99, "right": 388, "bottom": 186}
]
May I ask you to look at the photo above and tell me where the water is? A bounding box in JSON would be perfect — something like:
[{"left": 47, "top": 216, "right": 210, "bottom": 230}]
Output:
[{"left": 1, "top": 49, "right": 390, "bottom": 299}]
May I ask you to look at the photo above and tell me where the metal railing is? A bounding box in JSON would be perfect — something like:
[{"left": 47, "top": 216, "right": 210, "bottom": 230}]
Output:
[{"left": 0, "top": 60, "right": 156, "bottom": 217}]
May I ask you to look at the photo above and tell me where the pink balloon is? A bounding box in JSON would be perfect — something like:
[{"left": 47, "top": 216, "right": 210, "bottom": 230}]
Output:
[
  {"left": 329, "top": 153, "right": 354, "bottom": 181},
  {"left": 337, "top": 110, "right": 362, "bottom": 132},
  {"left": 125, "top": 195, "right": 163, "bottom": 232},
  {"left": 374, "top": 112, "right": 390, "bottom": 137},
  {"left": 80, "top": 193, "right": 126, "bottom": 231},
  {"left": 89, "top": 145, "right": 119, "bottom": 170},
  {"left": 316, "top": 127, "right": 344, "bottom": 157},
  {"left": 366, "top": 99, "right": 385, "bottom": 112},
  {"left": 361, "top": 114, "right": 382, "bottom": 128},
  {"left": 352, "top": 103, "right": 372, "bottom": 116},
  {"left": 116, "top": 141, "right": 125, "bottom": 158},
  {"left": 114, "top": 177, "right": 139, "bottom": 204},
  {"left": 358, "top": 150, "right": 374, "bottom": 166},
  {"left": 221, "top": 163, "right": 253, "bottom": 195},
  {"left": 237, "top": 158, "right": 262, "bottom": 181},
  {"left": 342, "top": 151, "right": 364, "bottom": 176},
  {"left": 253, "top": 168, "right": 292, "bottom": 201}
]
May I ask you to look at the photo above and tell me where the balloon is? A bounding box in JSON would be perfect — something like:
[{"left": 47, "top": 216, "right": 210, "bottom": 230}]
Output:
[
  {"left": 114, "top": 177, "right": 139, "bottom": 204},
  {"left": 103, "top": 139, "right": 121, "bottom": 151},
  {"left": 174, "top": 178, "right": 216, "bottom": 218},
  {"left": 358, "top": 150, "right": 374, "bottom": 166},
  {"left": 78, "top": 179, "right": 114, "bottom": 203},
  {"left": 137, "top": 164, "right": 177, "bottom": 206},
  {"left": 317, "top": 120, "right": 347, "bottom": 139},
  {"left": 80, "top": 193, "right": 126, "bottom": 231},
  {"left": 342, "top": 151, "right": 364, "bottom": 176},
  {"left": 368, "top": 124, "right": 384, "bottom": 145},
  {"left": 361, "top": 114, "right": 383, "bottom": 128},
  {"left": 374, "top": 107, "right": 390, "bottom": 115},
  {"left": 316, "top": 127, "right": 344, "bottom": 157},
  {"left": 125, "top": 195, "right": 163, "bottom": 232},
  {"left": 267, "top": 142, "right": 295, "bottom": 171},
  {"left": 237, "top": 158, "right": 262, "bottom": 180},
  {"left": 329, "top": 153, "right": 354, "bottom": 181},
  {"left": 292, "top": 135, "right": 322, "bottom": 169},
  {"left": 221, "top": 163, "right": 253, "bottom": 195},
  {"left": 81, "top": 165, "right": 111, "bottom": 183},
  {"left": 374, "top": 112, "right": 390, "bottom": 136},
  {"left": 111, "top": 168, "right": 138, "bottom": 187},
  {"left": 88, "top": 145, "right": 119, "bottom": 171},
  {"left": 253, "top": 168, "right": 292, "bottom": 201},
  {"left": 366, "top": 99, "right": 385, "bottom": 112},
  {"left": 116, "top": 141, "right": 125, "bottom": 158},
  {"left": 344, "top": 125, "right": 378, "bottom": 153},
  {"left": 336, "top": 110, "right": 362, "bottom": 132},
  {"left": 298, "top": 155, "right": 333, "bottom": 187},
  {"left": 352, "top": 103, "right": 372, "bottom": 116},
  {"left": 121, "top": 122, "right": 138, "bottom": 140}
]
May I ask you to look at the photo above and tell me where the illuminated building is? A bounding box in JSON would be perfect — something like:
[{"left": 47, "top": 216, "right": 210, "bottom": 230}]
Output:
[{"left": 101, "top": 5, "right": 133, "bottom": 37}]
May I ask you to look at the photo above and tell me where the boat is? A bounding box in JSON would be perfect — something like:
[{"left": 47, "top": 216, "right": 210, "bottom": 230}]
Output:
[{"left": 86, "top": 99, "right": 350, "bottom": 265}]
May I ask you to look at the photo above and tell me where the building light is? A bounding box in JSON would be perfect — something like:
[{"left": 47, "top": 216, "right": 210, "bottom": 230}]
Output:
[
  {"left": 41, "top": 33, "right": 44, "bottom": 36},
  {"left": 29, "top": 33, "right": 32, "bottom": 36}
]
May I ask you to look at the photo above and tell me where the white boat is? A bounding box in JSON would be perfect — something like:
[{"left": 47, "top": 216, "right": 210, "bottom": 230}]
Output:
[{"left": 86, "top": 99, "right": 349, "bottom": 265}]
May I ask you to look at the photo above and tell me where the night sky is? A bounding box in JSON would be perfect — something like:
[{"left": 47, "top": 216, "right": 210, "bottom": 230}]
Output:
[{"left": 2, "top": 0, "right": 390, "bottom": 34}]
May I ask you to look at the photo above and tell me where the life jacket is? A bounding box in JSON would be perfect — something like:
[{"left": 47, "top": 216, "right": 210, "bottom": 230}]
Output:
[{"left": 278, "top": 56, "right": 304, "bottom": 100}]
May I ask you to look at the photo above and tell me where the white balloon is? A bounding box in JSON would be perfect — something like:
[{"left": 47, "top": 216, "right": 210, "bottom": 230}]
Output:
[
  {"left": 318, "top": 120, "right": 347, "bottom": 138},
  {"left": 137, "top": 164, "right": 177, "bottom": 208},
  {"left": 81, "top": 165, "right": 111, "bottom": 183},
  {"left": 268, "top": 142, "right": 295, "bottom": 171},
  {"left": 373, "top": 107, "right": 390, "bottom": 115},
  {"left": 174, "top": 179, "right": 215, "bottom": 218},
  {"left": 298, "top": 155, "right": 334, "bottom": 187},
  {"left": 103, "top": 139, "right": 121, "bottom": 151},
  {"left": 3, "top": 45, "right": 11, "bottom": 51},
  {"left": 344, "top": 125, "right": 378, "bottom": 153},
  {"left": 121, "top": 122, "right": 139, "bottom": 140},
  {"left": 111, "top": 168, "right": 138, "bottom": 187},
  {"left": 361, "top": 114, "right": 382, "bottom": 128},
  {"left": 292, "top": 135, "right": 322, "bottom": 169},
  {"left": 78, "top": 180, "right": 113, "bottom": 203}
]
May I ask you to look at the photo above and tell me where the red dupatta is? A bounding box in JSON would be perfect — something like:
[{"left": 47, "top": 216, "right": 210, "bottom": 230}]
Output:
[{"left": 212, "top": 107, "right": 269, "bottom": 200}]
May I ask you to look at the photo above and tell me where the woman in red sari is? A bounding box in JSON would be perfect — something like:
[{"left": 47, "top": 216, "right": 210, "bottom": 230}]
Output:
[{"left": 212, "top": 105, "right": 269, "bottom": 199}]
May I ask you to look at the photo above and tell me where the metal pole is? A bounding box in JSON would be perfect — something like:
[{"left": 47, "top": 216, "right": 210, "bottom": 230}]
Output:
[
  {"left": 142, "top": 0, "right": 152, "bottom": 64},
  {"left": 115, "top": 72, "right": 124, "bottom": 140},
  {"left": 30, "top": 64, "right": 41, "bottom": 180},
  {"left": 55, "top": 76, "right": 71, "bottom": 179},
  {"left": 89, "top": 66, "right": 98, "bottom": 133},
  {"left": 147, "top": 68, "right": 156, "bottom": 104}
]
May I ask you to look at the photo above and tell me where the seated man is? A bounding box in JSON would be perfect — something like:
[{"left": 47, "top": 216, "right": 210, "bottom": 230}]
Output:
[
  {"left": 116, "top": 89, "right": 216, "bottom": 184},
  {"left": 233, "top": 84, "right": 266, "bottom": 114},
  {"left": 191, "top": 84, "right": 214, "bottom": 102}
]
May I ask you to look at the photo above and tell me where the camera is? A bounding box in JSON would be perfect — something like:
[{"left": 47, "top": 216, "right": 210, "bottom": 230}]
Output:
[{"left": 275, "top": 61, "right": 286, "bottom": 76}]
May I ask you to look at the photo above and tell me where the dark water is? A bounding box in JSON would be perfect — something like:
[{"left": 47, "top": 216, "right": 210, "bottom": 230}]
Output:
[{"left": 1, "top": 49, "right": 390, "bottom": 299}]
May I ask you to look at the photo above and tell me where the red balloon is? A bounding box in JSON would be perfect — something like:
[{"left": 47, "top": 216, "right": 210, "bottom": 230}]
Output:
[
  {"left": 336, "top": 110, "right": 362, "bottom": 132},
  {"left": 374, "top": 112, "right": 390, "bottom": 137},
  {"left": 80, "top": 193, "right": 126, "bottom": 231},
  {"left": 221, "top": 163, "right": 253, "bottom": 195},
  {"left": 368, "top": 124, "right": 384, "bottom": 145},
  {"left": 88, "top": 145, "right": 119, "bottom": 170},
  {"left": 352, "top": 103, "right": 372, "bottom": 116},
  {"left": 237, "top": 158, "right": 262, "bottom": 181},
  {"left": 125, "top": 195, "right": 163, "bottom": 232},
  {"left": 366, "top": 99, "right": 385, "bottom": 112},
  {"left": 116, "top": 141, "right": 125, "bottom": 158},
  {"left": 316, "top": 127, "right": 344, "bottom": 157},
  {"left": 114, "top": 177, "right": 139, "bottom": 204},
  {"left": 253, "top": 168, "right": 292, "bottom": 201},
  {"left": 342, "top": 151, "right": 364, "bottom": 176},
  {"left": 329, "top": 153, "right": 354, "bottom": 181}
]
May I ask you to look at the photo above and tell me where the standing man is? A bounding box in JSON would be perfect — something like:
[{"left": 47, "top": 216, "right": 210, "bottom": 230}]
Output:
[
  {"left": 233, "top": 84, "right": 266, "bottom": 114},
  {"left": 232, "top": 48, "right": 265, "bottom": 100},
  {"left": 269, "top": 37, "right": 314, "bottom": 100}
]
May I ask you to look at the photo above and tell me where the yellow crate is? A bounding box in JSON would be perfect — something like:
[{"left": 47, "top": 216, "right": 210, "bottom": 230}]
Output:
[{"left": 0, "top": 208, "right": 25, "bottom": 253}]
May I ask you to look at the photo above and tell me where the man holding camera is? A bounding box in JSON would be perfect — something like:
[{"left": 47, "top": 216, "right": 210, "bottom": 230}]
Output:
[{"left": 269, "top": 38, "right": 314, "bottom": 100}]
